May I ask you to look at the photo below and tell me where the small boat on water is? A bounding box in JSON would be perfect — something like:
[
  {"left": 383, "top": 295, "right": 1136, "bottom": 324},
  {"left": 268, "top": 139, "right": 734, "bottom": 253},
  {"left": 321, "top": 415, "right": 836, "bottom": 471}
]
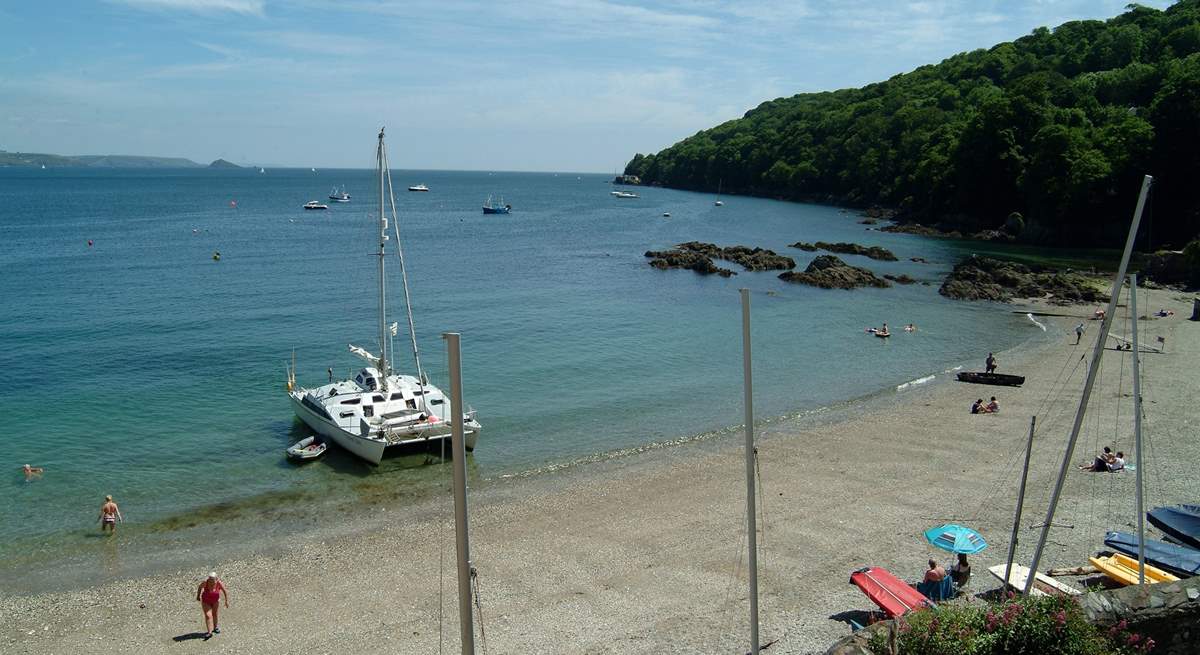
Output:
[
  {"left": 408, "top": 183, "right": 429, "bottom": 192},
  {"left": 613, "top": 191, "right": 639, "bottom": 198},
  {"left": 303, "top": 200, "right": 328, "bottom": 210},
  {"left": 1147, "top": 504, "right": 1200, "bottom": 549},
  {"left": 988, "top": 563, "right": 1081, "bottom": 597},
  {"left": 1104, "top": 530, "right": 1200, "bottom": 578},
  {"left": 482, "top": 194, "right": 511, "bottom": 214},
  {"left": 956, "top": 371, "right": 1025, "bottom": 386},
  {"left": 328, "top": 186, "right": 350, "bottom": 202},
  {"left": 1089, "top": 552, "right": 1180, "bottom": 586},
  {"left": 286, "top": 436, "right": 327, "bottom": 461}
]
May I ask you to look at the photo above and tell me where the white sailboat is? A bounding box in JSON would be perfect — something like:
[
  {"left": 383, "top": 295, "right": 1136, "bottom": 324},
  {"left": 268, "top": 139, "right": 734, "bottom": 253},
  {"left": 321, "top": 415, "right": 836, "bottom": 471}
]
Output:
[
  {"left": 714, "top": 179, "right": 724, "bottom": 206},
  {"left": 286, "top": 128, "right": 481, "bottom": 465}
]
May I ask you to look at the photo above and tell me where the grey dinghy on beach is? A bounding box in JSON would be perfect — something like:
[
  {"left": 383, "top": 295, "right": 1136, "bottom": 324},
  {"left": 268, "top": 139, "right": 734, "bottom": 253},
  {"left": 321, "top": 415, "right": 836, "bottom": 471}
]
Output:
[{"left": 286, "top": 128, "right": 481, "bottom": 465}]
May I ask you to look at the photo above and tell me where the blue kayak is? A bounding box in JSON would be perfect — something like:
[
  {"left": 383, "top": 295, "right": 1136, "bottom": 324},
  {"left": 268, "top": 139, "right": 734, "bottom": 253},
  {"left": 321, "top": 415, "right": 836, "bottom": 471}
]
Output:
[
  {"left": 1147, "top": 505, "right": 1200, "bottom": 550},
  {"left": 1104, "top": 531, "right": 1199, "bottom": 578}
]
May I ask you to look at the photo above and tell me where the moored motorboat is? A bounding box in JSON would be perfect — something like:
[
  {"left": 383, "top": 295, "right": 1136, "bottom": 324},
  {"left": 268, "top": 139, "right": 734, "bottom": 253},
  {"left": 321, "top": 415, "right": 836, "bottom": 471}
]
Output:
[
  {"left": 613, "top": 191, "right": 639, "bottom": 198},
  {"left": 956, "top": 371, "right": 1025, "bottom": 386},
  {"left": 286, "top": 436, "right": 327, "bottom": 461},
  {"left": 303, "top": 200, "right": 328, "bottom": 210},
  {"left": 407, "top": 183, "right": 429, "bottom": 192}
]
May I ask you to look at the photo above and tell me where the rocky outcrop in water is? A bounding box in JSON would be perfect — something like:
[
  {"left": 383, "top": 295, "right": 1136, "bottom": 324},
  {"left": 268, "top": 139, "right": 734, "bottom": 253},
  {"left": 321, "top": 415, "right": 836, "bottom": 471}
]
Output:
[
  {"left": 884, "top": 273, "right": 917, "bottom": 285},
  {"left": 939, "top": 256, "right": 1109, "bottom": 304},
  {"left": 789, "top": 241, "right": 898, "bottom": 261},
  {"left": 645, "top": 242, "right": 795, "bottom": 276},
  {"left": 779, "top": 255, "right": 891, "bottom": 290}
]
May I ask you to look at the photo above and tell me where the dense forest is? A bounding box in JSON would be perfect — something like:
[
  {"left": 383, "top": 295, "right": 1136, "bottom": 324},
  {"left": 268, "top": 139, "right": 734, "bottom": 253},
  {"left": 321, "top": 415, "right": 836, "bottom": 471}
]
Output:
[{"left": 624, "top": 1, "right": 1200, "bottom": 249}]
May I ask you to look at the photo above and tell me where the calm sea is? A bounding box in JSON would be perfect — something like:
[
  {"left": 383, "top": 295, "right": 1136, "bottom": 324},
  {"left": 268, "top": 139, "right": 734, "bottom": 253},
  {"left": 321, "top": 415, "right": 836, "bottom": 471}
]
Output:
[{"left": 0, "top": 166, "right": 1036, "bottom": 591}]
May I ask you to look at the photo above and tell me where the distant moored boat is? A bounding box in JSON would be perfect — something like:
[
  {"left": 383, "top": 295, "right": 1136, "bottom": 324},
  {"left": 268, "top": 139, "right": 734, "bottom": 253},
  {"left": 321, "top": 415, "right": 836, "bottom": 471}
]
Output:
[
  {"left": 303, "top": 200, "right": 328, "bottom": 210},
  {"left": 408, "top": 183, "right": 429, "bottom": 192}
]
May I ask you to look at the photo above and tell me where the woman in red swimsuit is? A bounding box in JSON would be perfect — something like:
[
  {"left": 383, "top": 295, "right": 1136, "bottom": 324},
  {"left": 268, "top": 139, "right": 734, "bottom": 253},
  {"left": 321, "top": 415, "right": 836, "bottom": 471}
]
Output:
[{"left": 195, "top": 572, "right": 229, "bottom": 638}]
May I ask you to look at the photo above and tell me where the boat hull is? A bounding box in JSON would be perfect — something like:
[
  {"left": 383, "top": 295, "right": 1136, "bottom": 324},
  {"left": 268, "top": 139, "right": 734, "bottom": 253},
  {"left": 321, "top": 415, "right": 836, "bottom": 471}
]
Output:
[
  {"left": 1089, "top": 553, "right": 1180, "bottom": 585},
  {"left": 957, "top": 372, "right": 1025, "bottom": 386},
  {"left": 1104, "top": 531, "right": 1200, "bottom": 578},
  {"left": 1147, "top": 505, "right": 1200, "bottom": 550},
  {"left": 289, "top": 393, "right": 387, "bottom": 464},
  {"left": 988, "top": 564, "right": 1081, "bottom": 596},
  {"left": 288, "top": 391, "right": 480, "bottom": 465},
  {"left": 482, "top": 206, "right": 509, "bottom": 214},
  {"left": 849, "top": 567, "right": 932, "bottom": 618}
]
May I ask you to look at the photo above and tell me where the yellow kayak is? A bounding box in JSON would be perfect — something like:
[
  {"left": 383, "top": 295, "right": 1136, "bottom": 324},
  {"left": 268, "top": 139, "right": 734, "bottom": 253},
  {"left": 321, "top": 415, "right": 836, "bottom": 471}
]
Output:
[{"left": 1089, "top": 552, "right": 1180, "bottom": 586}]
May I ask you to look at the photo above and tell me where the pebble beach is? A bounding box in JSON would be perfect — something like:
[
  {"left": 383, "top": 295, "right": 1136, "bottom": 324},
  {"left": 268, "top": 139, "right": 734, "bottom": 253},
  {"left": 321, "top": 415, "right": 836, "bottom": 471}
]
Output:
[{"left": 3, "top": 287, "right": 1197, "bottom": 655}]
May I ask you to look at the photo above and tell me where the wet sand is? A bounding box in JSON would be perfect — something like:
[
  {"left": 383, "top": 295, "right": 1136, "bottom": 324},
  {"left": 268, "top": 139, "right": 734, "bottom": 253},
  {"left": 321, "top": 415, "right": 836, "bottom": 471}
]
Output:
[{"left": 3, "top": 287, "right": 1196, "bottom": 655}]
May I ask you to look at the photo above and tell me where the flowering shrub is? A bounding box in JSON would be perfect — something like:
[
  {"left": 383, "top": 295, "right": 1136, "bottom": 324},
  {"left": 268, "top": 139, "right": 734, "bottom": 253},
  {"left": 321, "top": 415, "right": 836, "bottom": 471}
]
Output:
[{"left": 867, "top": 593, "right": 1154, "bottom": 654}]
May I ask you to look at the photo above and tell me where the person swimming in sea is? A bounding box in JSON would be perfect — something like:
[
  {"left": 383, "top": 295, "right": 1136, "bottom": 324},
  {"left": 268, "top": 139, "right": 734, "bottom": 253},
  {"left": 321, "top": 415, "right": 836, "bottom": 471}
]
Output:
[{"left": 22, "top": 464, "right": 44, "bottom": 480}]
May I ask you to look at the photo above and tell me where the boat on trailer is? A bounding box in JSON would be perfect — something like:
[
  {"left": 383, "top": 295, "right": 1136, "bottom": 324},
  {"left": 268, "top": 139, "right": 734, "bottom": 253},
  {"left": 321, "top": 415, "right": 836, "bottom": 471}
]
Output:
[{"left": 286, "top": 128, "right": 481, "bottom": 465}]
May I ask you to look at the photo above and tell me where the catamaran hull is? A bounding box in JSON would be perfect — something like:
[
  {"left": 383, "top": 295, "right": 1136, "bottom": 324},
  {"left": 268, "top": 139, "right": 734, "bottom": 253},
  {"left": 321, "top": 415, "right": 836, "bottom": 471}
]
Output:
[{"left": 288, "top": 393, "right": 480, "bottom": 465}]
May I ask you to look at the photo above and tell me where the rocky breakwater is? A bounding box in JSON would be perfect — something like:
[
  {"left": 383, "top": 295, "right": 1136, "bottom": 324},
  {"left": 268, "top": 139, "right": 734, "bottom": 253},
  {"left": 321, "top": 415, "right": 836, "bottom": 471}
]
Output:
[
  {"left": 939, "top": 255, "right": 1108, "bottom": 304},
  {"left": 644, "top": 241, "right": 795, "bottom": 277},
  {"left": 779, "top": 255, "right": 891, "bottom": 290},
  {"left": 790, "top": 241, "right": 898, "bottom": 261}
]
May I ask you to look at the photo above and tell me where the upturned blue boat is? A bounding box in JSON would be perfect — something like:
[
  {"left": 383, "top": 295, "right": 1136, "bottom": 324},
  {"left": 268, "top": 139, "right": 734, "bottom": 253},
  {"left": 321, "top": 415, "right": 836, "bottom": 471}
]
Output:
[
  {"left": 1147, "top": 505, "right": 1200, "bottom": 550},
  {"left": 1104, "top": 530, "right": 1200, "bottom": 578}
]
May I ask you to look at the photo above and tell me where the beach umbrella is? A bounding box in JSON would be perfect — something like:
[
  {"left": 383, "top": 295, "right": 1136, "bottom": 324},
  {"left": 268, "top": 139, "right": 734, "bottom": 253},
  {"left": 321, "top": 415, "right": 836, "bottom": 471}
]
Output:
[{"left": 923, "top": 523, "right": 988, "bottom": 554}]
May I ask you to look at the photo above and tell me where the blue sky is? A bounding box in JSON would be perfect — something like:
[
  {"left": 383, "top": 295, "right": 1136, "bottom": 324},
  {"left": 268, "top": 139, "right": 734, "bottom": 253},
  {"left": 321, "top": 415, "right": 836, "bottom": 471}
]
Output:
[{"left": 0, "top": 0, "right": 1175, "bottom": 171}]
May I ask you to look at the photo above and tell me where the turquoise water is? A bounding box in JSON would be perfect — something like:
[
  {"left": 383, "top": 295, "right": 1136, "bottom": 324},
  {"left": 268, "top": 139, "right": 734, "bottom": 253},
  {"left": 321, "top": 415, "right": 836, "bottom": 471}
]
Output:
[{"left": 1, "top": 167, "right": 1031, "bottom": 587}]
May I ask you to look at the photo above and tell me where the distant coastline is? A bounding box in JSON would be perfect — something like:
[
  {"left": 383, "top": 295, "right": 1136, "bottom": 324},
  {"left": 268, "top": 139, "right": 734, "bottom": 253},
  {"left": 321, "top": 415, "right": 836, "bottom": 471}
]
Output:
[{"left": 0, "top": 150, "right": 246, "bottom": 169}]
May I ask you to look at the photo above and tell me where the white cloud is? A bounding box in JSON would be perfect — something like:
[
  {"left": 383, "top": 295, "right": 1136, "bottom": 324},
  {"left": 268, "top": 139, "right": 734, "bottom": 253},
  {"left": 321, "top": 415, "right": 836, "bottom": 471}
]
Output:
[{"left": 107, "top": 0, "right": 265, "bottom": 15}]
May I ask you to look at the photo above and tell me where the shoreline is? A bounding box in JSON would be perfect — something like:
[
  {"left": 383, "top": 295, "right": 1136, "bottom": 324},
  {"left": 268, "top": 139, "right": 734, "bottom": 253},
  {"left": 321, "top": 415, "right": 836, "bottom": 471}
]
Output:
[{"left": 4, "top": 287, "right": 1196, "bottom": 654}]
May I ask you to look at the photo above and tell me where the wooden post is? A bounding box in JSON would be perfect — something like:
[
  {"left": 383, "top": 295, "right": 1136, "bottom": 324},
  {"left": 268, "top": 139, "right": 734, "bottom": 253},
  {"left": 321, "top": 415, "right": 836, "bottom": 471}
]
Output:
[{"left": 1191, "top": 298, "right": 1200, "bottom": 321}]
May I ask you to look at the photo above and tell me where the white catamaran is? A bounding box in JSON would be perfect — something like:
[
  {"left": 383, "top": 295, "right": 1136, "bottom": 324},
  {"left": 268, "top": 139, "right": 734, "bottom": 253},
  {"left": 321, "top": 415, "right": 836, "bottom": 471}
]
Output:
[{"left": 286, "top": 128, "right": 481, "bottom": 464}]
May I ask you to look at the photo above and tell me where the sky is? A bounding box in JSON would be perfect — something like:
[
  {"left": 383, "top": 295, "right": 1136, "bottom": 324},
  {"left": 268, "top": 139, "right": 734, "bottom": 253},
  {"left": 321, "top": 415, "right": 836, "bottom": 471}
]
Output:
[{"left": 0, "top": 0, "right": 1177, "bottom": 172}]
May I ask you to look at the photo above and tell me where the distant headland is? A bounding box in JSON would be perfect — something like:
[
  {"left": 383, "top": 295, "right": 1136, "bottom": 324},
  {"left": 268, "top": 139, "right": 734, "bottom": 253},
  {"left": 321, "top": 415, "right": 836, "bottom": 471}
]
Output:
[{"left": 0, "top": 150, "right": 246, "bottom": 169}]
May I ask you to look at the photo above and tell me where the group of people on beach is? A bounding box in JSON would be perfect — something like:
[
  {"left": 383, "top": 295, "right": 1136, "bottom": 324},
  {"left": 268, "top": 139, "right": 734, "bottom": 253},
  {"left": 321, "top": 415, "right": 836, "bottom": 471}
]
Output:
[
  {"left": 917, "top": 554, "right": 971, "bottom": 598},
  {"left": 970, "top": 397, "right": 1000, "bottom": 414},
  {"left": 1079, "top": 446, "right": 1126, "bottom": 473}
]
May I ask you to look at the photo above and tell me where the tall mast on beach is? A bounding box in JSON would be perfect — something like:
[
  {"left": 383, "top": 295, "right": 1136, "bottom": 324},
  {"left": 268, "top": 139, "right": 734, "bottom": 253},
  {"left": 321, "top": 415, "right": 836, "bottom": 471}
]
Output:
[
  {"left": 1024, "top": 174, "right": 1152, "bottom": 593},
  {"left": 740, "top": 288, "right": 760, "bottom": 654},
  {"left": 1130, "top": 274, "right": 1146, "bottom": 585}
]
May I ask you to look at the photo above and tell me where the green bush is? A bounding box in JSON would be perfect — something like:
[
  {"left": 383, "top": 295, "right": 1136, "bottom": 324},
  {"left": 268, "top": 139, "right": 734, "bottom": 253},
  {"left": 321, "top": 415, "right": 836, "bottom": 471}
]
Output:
[
  {"left": 1005, "top": 212, "right": 1026, "bottom": 235},
  {"left": 866, "top": 594, "right": 1155, "bottom": 654},
  {"left": 1182, "top": 238, "right": 1200, "bottom": 286}
]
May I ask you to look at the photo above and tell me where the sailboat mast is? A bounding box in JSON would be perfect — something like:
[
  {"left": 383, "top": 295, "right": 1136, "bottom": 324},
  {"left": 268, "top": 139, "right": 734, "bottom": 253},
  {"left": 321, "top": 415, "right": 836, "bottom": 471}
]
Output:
[
  {"left": 1003, "top": 416, "right": 1036, "bottom": 591},
  {"left": 444, "top": 332, "right": 476, "bottom": 655},
  {"left": 1130, "top": 274, "right": 1146, "bottom": 585},
  {"left": 1024, "top": 174, "right": 1152, "bottom": 594},
  {"left": 377, "top": 128, "right": 390, "bottom": 380}
]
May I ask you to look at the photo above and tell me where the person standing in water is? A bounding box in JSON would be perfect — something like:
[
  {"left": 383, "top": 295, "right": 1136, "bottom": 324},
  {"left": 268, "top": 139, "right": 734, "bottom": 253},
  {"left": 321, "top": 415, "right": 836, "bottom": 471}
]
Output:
[
  {"left": 196, "top": 572, "right": 230, "bottom": 638},
  {"left": 98, "top": 495, "right": 123, "bottom": 534}
]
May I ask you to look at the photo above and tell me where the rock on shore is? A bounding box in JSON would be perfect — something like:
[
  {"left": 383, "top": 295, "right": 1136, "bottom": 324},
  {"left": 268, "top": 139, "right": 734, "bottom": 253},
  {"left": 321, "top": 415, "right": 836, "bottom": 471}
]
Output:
[
  {"left": 779, "top": 255, "right": 891, "bottom": 289},
  {"left": 789, "top": 241, "right": 898, "bottom": 261},
  {"left": 939, "top": 255, "right": 1109, "bottom": 304}
]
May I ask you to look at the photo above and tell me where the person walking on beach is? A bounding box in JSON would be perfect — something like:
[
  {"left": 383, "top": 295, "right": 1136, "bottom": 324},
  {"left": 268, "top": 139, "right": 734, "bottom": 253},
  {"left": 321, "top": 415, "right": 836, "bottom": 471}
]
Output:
[
  {"left": 1074, "top": 322, "right": 1085, "bottom": 345},
  {"left": 98, "top": 495, "right": 123, "bottom": 534},
  {"left": 985, "top": 353, "right": 997, "bottom": 374},
  {"left": 196, "top": 572, "right": 229, "bottom": 639}
]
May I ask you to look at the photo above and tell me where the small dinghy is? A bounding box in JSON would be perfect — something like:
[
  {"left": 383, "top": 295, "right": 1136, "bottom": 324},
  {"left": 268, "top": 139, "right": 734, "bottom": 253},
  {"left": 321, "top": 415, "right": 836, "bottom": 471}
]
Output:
[
  {"left": 956, "top": 371, "right": 1025, "bottom": 386},
  {"left": 286, "top": 436, "right": 327, "bottom": 461}
]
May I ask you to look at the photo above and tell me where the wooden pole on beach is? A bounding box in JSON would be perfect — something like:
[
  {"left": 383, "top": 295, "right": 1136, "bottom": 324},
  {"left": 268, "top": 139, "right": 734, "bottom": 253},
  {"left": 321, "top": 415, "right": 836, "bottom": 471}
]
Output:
[
  {"left": 740, "top": 289, "right": 760, "bottom": 655},
  {"left": 1003, "top": 416, "right": 1036, "bottom": 591},
  {"left": 1130, "top": 275, "right": 1146, "bottom": 585},
  {"left": 443, "top": 332, "right": 476, "bottom": 655},
  {"left": 1024, "top": 174, "right": 1152, "bottom": 594}
]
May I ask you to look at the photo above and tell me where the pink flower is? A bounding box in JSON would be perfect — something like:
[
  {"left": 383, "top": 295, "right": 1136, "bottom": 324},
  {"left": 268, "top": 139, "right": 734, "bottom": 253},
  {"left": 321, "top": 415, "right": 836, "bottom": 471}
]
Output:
[
  {"left": 1143, "top": 637, "right": 1156, "bottom": 652},
  {"left": 1128, "top": 633, "right": 1141, "bottom": 646}
]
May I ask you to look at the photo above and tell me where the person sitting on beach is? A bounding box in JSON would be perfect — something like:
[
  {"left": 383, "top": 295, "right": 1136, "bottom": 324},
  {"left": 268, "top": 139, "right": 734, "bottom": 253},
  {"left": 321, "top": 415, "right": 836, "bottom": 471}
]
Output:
[
  {"left": 1108, "top": 451, "right": 1126, "bottom": 472},
  {"left": 985, "top": 353, "right": 997, "bottom": 374},
  {"left": 1079, "top": 447, "right": 1114, "bottom": 472},
  {"left": 950, "top": 553, "right": 971, "bottom": 587},
  {"left": 983, "top": 396, "right": 999, "bottom": 413},
  {"left": 970, "top": 399, "right": 983, "bottom": 414},
  {"left": 923, "top": 559, "right": 946, "bottom": 584},
  {"left": 1093, "top": 308, "right": 1106, "bottom": 320}
]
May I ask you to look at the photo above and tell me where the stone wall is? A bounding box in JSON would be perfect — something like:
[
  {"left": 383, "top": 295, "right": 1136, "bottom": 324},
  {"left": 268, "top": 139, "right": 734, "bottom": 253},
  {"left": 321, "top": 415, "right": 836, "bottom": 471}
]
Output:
[{"left": 1082, "top": 578, "right": 1200, "bottom": 655}]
